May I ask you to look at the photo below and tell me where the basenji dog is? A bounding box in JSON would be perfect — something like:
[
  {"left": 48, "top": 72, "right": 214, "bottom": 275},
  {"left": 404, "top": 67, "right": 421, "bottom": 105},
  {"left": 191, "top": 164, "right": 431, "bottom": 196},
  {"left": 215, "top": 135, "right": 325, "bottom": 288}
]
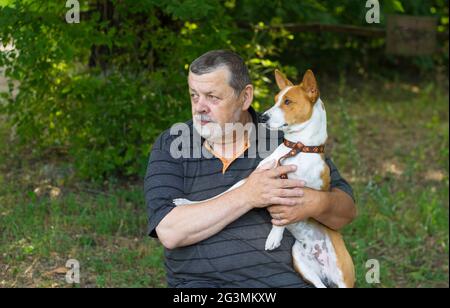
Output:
[{"left": 173, "top": 70, "right": 355, "bottom": 288}]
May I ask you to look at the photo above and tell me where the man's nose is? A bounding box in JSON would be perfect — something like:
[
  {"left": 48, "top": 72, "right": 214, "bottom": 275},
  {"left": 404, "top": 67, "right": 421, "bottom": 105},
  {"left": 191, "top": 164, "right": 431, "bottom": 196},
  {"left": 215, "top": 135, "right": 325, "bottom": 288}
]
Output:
[{"left": 195, "top": 96, "right": 209, "bottom": 113}]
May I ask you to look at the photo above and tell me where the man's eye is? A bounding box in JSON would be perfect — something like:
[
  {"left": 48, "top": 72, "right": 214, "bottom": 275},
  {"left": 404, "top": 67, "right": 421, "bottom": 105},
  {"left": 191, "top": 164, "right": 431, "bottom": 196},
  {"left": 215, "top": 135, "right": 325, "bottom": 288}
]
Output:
[
  {"left": 284, "top": 99, "right": 291, "bottom": 105},
  {"left": 208, "top": 95, "right": 220, "bottom": 101}
]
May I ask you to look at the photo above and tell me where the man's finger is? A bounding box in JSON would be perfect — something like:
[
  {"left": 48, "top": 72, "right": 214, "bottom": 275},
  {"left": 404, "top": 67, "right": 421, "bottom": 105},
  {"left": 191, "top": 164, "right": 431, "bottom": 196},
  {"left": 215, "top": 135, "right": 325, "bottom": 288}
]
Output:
[
  {"left": 267, "top": 205, "right": 284, "bottom": 214},
  {"left": 273, "top": 188, "right": 304, "bottom": 198},
  {"left": 269, "top": 197, "right": 297, "bottom": 206},
  {"left": 275, "top": 179, "right": 306, "bottom": 189},
  {"left": 272, "top": 219, "right": 290, "bottom": 226},
  {"left": 256, "top": 159, "right": 276, "bottom": 171},
  {"left": 267, "top": 164, "right": 297, "bottom": 178}
]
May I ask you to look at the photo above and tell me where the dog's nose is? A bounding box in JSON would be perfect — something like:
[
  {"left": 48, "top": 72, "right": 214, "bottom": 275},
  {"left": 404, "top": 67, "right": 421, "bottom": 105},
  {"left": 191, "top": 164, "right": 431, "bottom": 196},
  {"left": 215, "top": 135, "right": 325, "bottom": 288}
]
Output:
[{"left": 259, "top": 113, "right": 269, "bottom": 123}]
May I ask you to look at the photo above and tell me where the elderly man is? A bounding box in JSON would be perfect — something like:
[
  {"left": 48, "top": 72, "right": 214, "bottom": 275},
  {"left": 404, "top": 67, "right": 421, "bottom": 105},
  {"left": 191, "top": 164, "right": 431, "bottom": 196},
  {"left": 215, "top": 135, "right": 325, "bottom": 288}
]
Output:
[{"left": 144, "top": 50, "right": 356, "bottom": 288}]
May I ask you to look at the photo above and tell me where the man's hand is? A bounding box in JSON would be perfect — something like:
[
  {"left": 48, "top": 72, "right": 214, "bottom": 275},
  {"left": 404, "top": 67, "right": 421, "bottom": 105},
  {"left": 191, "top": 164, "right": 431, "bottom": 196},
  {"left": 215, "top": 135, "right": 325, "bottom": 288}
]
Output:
[
  {"left": 237, "top": 160, "right": 306, "bottom": 209},
  {"left": 268, "top": 187, "right": 356, "bottom": 230},
  {"left": 267, "top": 187, "right": 327, "bottom": 226}
]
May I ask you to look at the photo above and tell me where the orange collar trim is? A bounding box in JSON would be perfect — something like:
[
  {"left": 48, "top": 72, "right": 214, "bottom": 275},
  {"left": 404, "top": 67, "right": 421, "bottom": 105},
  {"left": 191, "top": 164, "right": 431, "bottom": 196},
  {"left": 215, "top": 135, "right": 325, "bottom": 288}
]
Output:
[{"left": 204, "top": 134, "right": 250, "bottom": 174}]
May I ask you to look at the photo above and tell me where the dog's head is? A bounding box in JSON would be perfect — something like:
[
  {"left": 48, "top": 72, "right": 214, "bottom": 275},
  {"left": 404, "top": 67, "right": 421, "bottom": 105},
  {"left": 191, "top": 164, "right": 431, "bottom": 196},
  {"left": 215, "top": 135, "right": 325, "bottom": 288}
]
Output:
[{"left": 262, "top": 69, "right": 321, "bottom": 132}]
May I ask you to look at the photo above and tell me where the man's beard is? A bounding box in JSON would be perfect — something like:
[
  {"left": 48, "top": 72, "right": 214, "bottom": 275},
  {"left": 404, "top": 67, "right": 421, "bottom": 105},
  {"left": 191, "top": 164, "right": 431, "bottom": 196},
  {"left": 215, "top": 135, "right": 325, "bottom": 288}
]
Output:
[{"left": 193, "top": 114, "right": 236, "bottom": 144}]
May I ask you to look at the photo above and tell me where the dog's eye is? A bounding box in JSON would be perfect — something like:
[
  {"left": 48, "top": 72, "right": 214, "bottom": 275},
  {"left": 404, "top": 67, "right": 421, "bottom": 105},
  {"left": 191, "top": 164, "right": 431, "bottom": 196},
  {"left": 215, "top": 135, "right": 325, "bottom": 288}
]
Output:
[{"left": 284, "top": 99, "right": 290, "bottom": 105}]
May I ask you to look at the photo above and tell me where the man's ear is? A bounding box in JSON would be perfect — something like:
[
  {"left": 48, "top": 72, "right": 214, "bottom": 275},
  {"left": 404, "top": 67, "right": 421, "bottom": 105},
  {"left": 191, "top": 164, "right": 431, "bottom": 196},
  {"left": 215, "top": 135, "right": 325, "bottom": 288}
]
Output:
[
  {"left": 301, "top": 69, "right": 319, "bottom": 102},
  {"left": 274, "top": 69, "right": 293, "bottom": 90},
  {"left": 241, "top": 84, "right": 254, "bottom": 110}
]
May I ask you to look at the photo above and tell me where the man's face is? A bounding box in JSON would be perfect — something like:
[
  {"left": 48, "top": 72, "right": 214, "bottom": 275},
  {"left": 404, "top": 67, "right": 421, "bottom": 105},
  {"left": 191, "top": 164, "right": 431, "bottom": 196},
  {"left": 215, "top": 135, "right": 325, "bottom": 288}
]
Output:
[{"left": 188, "top": 67, "right": 244, "bottom": 143}]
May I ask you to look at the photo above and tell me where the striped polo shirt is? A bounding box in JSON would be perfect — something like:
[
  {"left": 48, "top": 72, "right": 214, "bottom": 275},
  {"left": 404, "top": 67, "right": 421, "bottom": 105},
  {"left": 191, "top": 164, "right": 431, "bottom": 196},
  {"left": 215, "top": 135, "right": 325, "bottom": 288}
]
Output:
[{"left": 144, "top": 106, "right": 354, "bottom": 288}]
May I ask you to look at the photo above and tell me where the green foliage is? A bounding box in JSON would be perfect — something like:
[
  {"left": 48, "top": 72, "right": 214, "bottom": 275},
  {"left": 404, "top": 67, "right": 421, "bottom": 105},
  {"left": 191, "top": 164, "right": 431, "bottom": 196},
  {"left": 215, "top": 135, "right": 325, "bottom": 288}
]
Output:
[
  {"left": 0, "top": 0, "right": 293, "bottom": 179},
  {"left": 0, "top": 0, "right": 448, "bottom": 179}
]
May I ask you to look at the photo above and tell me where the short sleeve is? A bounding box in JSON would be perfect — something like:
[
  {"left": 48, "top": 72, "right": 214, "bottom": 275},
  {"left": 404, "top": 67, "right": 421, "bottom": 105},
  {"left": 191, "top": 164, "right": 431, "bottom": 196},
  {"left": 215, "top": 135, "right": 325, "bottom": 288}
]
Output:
[
  {"left": 144, "top": 132, "right": 185, "bottom": 238},
  {"left": 325, "top": 158, "right": 355, "bottom": 202}
]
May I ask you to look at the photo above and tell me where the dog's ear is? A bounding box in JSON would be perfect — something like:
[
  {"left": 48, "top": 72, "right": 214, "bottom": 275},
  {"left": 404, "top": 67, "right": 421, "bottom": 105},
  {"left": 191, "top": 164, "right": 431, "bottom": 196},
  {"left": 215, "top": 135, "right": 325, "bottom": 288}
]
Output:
[
  {"left": 275, "top": 69, "right": 293, "bottom": 90},
  {"left": 301, "top": 70, "right": 319, "bottom": 102}
]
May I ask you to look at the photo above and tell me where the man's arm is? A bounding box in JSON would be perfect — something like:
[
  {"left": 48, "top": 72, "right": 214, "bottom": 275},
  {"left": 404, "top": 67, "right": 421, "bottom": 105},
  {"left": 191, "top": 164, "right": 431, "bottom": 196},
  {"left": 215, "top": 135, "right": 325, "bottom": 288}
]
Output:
[
  {"left": 156, "top": 187, "right": 252, "bottom": 249},
  {"left": 156, "top": 162, "right": 306, "bottom": 249},
  {"left": 315, "top": 187, "right": 357, "bottom": 230}
]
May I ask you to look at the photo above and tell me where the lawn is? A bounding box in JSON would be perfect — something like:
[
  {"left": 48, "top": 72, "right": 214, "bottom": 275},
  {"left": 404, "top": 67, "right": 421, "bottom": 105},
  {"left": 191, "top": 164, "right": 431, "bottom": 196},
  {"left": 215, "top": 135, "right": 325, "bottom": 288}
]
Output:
[{"left": 0, "top": 79, "right": 448, "bottom": 288}]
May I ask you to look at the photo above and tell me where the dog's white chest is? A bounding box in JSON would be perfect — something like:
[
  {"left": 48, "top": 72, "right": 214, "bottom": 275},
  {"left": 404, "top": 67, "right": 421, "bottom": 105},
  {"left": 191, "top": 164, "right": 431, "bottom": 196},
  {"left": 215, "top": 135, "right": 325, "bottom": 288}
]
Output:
[{"left": 278, "top": 147, "right": 326, "bottom": 190}]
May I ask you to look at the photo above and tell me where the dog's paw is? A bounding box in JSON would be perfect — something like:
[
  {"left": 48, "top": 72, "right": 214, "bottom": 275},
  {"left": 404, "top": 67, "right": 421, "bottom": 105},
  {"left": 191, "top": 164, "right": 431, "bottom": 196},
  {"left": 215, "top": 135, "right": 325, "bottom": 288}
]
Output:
[
  {"left": 172, "top": 198, "right": 194, "bottom": 206},
  {"left": 265, "top": 233, "right": 283, "bottom": 251}
]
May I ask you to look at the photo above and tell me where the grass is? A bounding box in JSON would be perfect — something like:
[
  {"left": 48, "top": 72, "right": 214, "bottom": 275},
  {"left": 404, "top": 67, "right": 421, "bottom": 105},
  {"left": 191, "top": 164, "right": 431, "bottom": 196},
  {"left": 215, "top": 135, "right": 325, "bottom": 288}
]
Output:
[
  {"left": 0, "top": 175, "right": 166, "bottom": 287},
  {"left": 0, "top": 80, "right": 448, "bottom": 288}
]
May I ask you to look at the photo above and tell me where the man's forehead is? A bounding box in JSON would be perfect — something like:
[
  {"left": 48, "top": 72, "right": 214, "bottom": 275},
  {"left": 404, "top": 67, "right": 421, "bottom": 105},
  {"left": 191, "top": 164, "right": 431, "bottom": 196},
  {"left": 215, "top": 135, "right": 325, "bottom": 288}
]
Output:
[{"left": 188, "top": 67, "right": 231, "bottom": 90}]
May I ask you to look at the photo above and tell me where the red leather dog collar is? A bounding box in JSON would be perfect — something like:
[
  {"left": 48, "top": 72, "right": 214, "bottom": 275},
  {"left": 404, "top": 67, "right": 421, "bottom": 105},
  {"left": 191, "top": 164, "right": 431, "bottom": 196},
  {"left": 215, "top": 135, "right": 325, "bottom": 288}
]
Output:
[{"left": 277, "top": 139, "right": 325, "bottom": 179}]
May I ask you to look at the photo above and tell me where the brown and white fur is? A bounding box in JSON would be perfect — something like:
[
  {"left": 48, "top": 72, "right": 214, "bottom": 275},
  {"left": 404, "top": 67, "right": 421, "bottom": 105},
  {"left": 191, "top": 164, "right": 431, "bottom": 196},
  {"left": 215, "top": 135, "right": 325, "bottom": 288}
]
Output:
[{"left": 173, "top": 70, "right": 355, "bottom": 288}]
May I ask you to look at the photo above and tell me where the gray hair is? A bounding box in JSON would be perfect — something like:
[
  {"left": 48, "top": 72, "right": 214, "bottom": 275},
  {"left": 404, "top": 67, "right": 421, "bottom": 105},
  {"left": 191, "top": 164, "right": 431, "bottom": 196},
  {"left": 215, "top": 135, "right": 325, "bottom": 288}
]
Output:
[{"left": 189, "top": 50, "right": 251, "bottom": 96}]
